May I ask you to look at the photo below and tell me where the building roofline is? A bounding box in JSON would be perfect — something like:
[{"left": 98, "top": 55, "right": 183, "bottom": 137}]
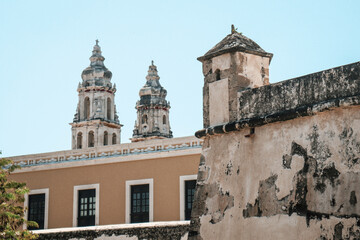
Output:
[{"left": 9, "top": 136, "right": 202, "bottom": 171}]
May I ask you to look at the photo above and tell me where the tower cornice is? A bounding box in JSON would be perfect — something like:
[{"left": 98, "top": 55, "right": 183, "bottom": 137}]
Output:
[
  {"left": 70, "top": 119, "right": 122, "bottom": 129},
  {"left": 77, "top": 86, "right": 116, "bottom": 94}
]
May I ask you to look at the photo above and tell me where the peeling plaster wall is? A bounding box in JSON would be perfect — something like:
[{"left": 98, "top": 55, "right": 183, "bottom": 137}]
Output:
[
  {"left": 190, "top": 107, "right": 360, "bottom": 239},
  {"left": 190, "top": 62, "right": 360, "bottom": 240}
]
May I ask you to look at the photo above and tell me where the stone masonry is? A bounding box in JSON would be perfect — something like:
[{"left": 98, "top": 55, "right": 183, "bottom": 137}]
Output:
[{"left": 189, "top": 26, "right": 360, "bottom": 240}]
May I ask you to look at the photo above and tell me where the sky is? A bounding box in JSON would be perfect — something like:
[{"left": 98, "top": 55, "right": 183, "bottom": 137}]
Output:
[{"left": 0, "top": 0, "right": 359, "bottom": 157}]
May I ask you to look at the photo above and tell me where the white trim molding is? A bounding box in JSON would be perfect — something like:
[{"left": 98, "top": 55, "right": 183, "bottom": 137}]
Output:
[
  {"left": 179, "top": 175, "right": 197, "bottom": 220},
  {"left": 73, "top": 184, "right": 100, "bottom": 227},
  {"left": 125, "top": 178, "right": 153, "bottom": 224},
  {"left": 24, "top": 188, "right": 49, "bottom": 229}
]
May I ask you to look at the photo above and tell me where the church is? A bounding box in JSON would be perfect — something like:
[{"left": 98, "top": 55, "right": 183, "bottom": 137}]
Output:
[{"left": 10, "top": 40, "right": 202, "bottom": 229}]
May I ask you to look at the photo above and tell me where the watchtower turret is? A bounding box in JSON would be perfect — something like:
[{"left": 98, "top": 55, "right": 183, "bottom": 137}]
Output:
[{"left": 197, "top": 25, "right": 273, "bottom": 127}]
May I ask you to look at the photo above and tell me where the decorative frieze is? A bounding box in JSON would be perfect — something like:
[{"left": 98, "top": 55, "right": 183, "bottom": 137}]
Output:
[{"left": 11, "top": 137, "right": 202, "bottom": 168}]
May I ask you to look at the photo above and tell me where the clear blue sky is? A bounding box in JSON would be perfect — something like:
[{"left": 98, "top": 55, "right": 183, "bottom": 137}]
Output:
[{"left": 0, "top": 0, "right": 359, "bottom": 157}]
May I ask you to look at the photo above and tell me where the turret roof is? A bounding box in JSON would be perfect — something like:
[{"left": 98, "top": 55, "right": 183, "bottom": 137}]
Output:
[{"left": 198, "top": 25, "right": 273, "bottom": 62}]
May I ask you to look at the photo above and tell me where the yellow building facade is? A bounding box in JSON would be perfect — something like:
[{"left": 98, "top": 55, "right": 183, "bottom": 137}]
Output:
[
  {"left": 8, "top": 41, "right": 202, "bottom": 230},
  {"left": 11, "top": 136, "right": 201, "bottom": 229}
]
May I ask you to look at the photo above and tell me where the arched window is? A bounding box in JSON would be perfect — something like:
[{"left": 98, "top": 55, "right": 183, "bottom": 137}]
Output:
[
  {"left": 77, "top": 132, "right": 83, "bottom": 149},
  {"left": 103, "top": 131, "right": 108, "bottom": 146},
  {"left": 112, "top": 133, "right": 117, "bottom": 145},
  {"left": 107, "top": 98, "right": 111, "bottom": 120},
  {"left": 88, "top": 131, "right": 94, "bottom": 148},
  {"left": 84, "top": 97, "right": 90, "bottom": 120},
  {"left": 163, "top": 115, "right": 166, "bottom": 124},
  {"left": 215, "top": 69, "right": 221, "bottom": 81},
  {"left": 142, "top": 114, "right": 148, "bottom": 124}
]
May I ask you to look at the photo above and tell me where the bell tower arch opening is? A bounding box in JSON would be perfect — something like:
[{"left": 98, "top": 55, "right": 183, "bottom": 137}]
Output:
[
  {"left": 112, "top": 133, "right": 117, "bottom": 145},
  {"left": 104, "top": 131, "right": 108, "bottom": 146},
  {"left": 163, "top": 115, "right": 166, "bottom": 125},
  {"left": 84, "top": 97, "right": 90, "bottom": 120},
  {"left": 107, "top": 98, "right": 111, "bottom": 120},
  {"left": 88, "top": 131, "right": 95, "bottom": 148},
  {"left": 142, "top": 114, "right": 148, "bottom": 124},
  {"left": 77, "top": 132, "right": 83, "bottom": 149}
]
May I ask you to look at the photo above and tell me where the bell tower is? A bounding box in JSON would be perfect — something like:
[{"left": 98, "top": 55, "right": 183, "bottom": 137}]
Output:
[
  {"left": 131, "top": 61, "right": 172, "bottom": 142},
  {"left": 70, "top": 40, "right": 122, "bottom": 149}
]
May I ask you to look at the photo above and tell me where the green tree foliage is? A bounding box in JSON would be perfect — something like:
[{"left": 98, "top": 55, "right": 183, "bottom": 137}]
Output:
[{"left": 0, "top": 158, "right": 38, "bottom": 239}]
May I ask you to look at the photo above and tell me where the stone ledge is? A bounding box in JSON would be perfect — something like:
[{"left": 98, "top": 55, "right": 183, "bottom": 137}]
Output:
[
  {"left": 34, "top": 221, "right": 190, "bottom": 240},
  {"left": 195, "top": 95, "right": 360, "bottom": 139}
]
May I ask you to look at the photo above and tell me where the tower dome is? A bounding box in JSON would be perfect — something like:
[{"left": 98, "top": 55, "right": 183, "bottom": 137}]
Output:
[
  {"left": 81, "top": 40, "right": 113, "bottom": 88},
  {"left": 138, "top": 61, "right": 169, "bottom": 106}
]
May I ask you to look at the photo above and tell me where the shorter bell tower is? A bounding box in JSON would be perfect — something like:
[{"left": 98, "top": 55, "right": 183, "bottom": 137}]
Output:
[
  {"left": 131, "top": 61, "right": 172, "bottom": 142},
  {"left": 70, "top": 40, "right": 122, "bottom": 149}
]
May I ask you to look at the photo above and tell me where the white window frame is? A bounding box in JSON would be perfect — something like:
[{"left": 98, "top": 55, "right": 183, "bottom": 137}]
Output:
[
  {"left": 125, "top": 178, "right": 153, "bottom": 224},
  {"left": 24, "top": 188, "right": 49, "bottom": 229},
  {"left": 179, "top": 175, "right": 197, "bottom": 220},
  {"left": 73, "top": 184, "right": 99, "bottom": 227}
]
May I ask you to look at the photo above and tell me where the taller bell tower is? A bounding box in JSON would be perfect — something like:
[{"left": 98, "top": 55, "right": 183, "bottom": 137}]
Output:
[
  {"left": 131, "top": 61, "right": 172, "bottom": 142},
  {"left": 70, "top": 40, "right": 122, "bottom": 149}
]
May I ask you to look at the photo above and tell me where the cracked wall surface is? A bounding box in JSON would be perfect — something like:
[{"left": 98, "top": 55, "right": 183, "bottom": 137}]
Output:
[
  {"left": 191, "top": 58, "right": 360, "bottom": 239},
  {"left": 189, "top": 105, "right": 360, "bottom": 240}
]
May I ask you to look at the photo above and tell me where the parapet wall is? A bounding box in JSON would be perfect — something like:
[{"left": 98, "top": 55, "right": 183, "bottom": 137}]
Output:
[
  {"left": 238, "top": 61, "right": 360, "bottom": 119},
  {"left": 196, "top": 62, "right": 360, "bottom": 138}
]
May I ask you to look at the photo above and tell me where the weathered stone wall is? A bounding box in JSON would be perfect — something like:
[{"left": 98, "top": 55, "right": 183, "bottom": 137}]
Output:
[
  {"left": 35, "top": 221, "right": 189, "bottom": 240},
  {"left": 190, "top": 62, "right": 360, "bottom": 239},
  {"left": 238, "top": 62, "right": 360, "bottom": 120}
]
